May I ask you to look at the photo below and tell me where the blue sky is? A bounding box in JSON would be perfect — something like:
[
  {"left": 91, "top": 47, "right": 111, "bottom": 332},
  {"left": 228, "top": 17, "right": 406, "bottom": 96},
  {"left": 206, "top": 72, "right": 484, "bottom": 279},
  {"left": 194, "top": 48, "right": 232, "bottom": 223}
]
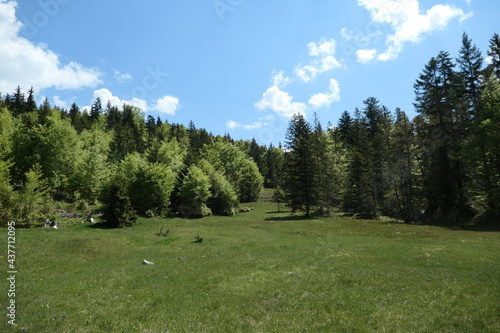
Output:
[{"left": 0, "top": 0, "right": 498, "bottom": 145}]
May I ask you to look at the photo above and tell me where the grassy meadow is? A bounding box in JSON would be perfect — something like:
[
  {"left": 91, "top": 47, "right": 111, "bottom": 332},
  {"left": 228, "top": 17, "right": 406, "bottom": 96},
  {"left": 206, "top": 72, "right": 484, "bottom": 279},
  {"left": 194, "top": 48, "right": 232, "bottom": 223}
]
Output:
[{"left": 2, "top": 192, "right": 500, "bottom": 332}]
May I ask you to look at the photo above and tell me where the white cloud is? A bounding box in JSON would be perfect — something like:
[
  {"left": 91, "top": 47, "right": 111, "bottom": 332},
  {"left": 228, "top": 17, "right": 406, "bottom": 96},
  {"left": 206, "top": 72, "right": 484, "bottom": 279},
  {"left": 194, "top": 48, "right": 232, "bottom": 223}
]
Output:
[
  {"left": 341, "top": 27, "right": 381, "bottom": 44},
  {"left": 357, "top": 49, "right": 378, "bottom": 63},
  {"left": 53, "top": 96, "right": 73, "bottom": 109},
  {"left": 0, "top": 1, "right": 102, "bottom": 93},
  {"left": 92, "top": 88, "right": 147, "bottom": 111},
  {"left": 308, "top": 79, "right": 341, "bottom": 109},
  {"left": 225, "top": 120, "right": 265, "bottom": 130},
  {"left": 226, "top": 120, "right": 239, "bottom": 130},
  {"left": 295, "top": 38, "right": 342, "bottom": 82},
  {"left": 153, "top": 95, "right": 180, "bottom": 116},
  {"left": 307, "top": 39, "right": 337, "bottom": 57},
  {"left": 91, "top": 89, "right": 180, "bottom": 116},
  {"left": 271, "top": 69, "right": 292, "bottom": 88},
  {"left": 358, "top": 0, "right": 471, "bottom": 61},
  {"left": 255, "top": 86, "right": 307, "bottom": 118},
  {"left": 114, "top": 70, "right": 133, "bottom": 83}
]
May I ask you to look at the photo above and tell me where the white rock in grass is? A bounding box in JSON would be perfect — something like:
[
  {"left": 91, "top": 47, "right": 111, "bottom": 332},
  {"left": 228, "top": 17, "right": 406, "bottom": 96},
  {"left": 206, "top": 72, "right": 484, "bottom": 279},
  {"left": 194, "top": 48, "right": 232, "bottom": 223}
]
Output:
[{"left": 142, "top": 259, "right": 154, "bottom": 265}]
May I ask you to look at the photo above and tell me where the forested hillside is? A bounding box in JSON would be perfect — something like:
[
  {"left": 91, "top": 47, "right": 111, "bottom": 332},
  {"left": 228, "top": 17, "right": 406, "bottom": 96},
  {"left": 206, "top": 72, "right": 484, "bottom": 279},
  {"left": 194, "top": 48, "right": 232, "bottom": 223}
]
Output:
[
  {"left": 0, "top": 89, "right": 269, "bottom": 227},
  {"left": 282, "top": 33, "right": 500, "bottom": 225},
  {"left": 1, "top": 32, "right": 499, "bottom": 227}
]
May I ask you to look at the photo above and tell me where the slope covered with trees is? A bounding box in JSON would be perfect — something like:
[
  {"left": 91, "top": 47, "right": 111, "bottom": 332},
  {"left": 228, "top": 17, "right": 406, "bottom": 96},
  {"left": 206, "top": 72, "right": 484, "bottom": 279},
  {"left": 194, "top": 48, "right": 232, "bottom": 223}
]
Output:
[
  {"left": 281, "top": 33, "right": 500, "bottom": 225},
  {"left": 0, "top": 90, "right": 265, "bottom": 227}
]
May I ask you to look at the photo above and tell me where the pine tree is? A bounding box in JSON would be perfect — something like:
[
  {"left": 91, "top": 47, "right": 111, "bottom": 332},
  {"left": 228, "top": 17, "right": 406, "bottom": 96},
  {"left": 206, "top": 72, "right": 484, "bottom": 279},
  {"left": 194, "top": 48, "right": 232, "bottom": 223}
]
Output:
[
  {"left": 467, "top": 76, "right": 500, "bottom": 220},
  {"left": 264, "top": 143, "right": 283, "bottom": 188},
  {"left": 487, "top": 33, "right": 500, "bottom": 79},
  {"left": 249, "top": 138, "right": 267, "bottom": 177},
  {"left": 414, "top": 51, "right": 469, "bottom": 219},
  {"left": 102, "top": 182, "right": 137, "bottom": 228},
  {"left": 26, "top": 87, "right": 37, "bottom": 114},
  {"left": 39, "top": 97, "right": 52, "bottom": 124},
  {"left": 389, "top": 109, "right": 418, "bottom": 222},
  {"left": 90, "top": 97, "right": 102, "bottom": 122},
  {"left": 457, "top": 33, "right": 483, "bottom": 113},
  {"left": 12, "top": 86, "right": 25, "bottom": 117},
  {"left": 312, "top": 114, "right": 331, "bottom": 214},
  {"left": 283, "top": 113, "right": 316, "bottom": 216},
  {"left": 343, "top": 110, "right": 378, "bottom": 218},
  {"left": 363, "top": 97, "right": 392, "bottom": 213},
  {"left": 337, "top": 110, "right": 353, "bottom": 144}
]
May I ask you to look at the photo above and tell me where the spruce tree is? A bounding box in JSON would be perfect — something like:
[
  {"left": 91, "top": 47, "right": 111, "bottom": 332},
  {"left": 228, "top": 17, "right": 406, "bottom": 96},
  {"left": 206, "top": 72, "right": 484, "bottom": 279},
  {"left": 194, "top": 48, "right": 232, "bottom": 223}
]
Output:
[
  {"left": 102, "top": 182, "right": 137, "bottom": 228},
  {"left": 337, "top": 110, "right": 353, "bottom": 144},
  {"left": 457, "top": 32, "right": 483, "bottom": 113},
  {"left": 283, "top": 113, "right": 316, "bottom": 216},
  {"left": 90, "top": 97, "right": 102, "bottom": 122},
  {"left": 343, "top": 110, "right": 378, "bottom": 219},
  {"left": 414, "top": 51, "right": 469, "bottom": 219},
  {"left": 389, "top": 110, "right": 417, "bottom": 222},
  {"left": 487, "top": 33, "right": 500, "bottom": 79}
]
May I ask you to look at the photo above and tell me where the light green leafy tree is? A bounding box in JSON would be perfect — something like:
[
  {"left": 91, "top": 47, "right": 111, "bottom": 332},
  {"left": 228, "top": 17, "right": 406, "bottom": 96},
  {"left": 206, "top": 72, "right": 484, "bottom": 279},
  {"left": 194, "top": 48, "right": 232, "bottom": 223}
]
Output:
[
  {"left": 198, "top": 159, "right": 238, "bottom": 215},
  {"left": 112, "top": 153, "right": 176, "bottom": 215},
  {"left": 178, "top": 165, "right": 212, "bottom": 218},
  {"left": 201, "top": 142, "right": 263, "bottom": 203},
  {"left": 70, "top": 123, "right": 112, "bottom": 203},
  {"left": 149, "top": 139, "right": 187, "bottom": 175},
  {"left": 12, "top": 164, "right": 51, "bottom": 228}
]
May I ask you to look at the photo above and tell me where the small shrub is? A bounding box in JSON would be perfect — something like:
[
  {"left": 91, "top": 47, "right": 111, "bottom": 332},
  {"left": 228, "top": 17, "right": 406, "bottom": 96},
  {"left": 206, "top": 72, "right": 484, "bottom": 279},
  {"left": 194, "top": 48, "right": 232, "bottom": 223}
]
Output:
[
  {"left": 145, "top": 209, "right": 156, "bottom": 218},
  {"left": 76, "top": 199, "right": 89, "bottom": 211},
  {"left": 156, "top": 226, "right": 170, "bottom": 237},
  {"left": 193, "top": 232, "right": 204, "bottom": 243},
  {"left": 101, "top": 183, "right": 138, "bottom": 228}
]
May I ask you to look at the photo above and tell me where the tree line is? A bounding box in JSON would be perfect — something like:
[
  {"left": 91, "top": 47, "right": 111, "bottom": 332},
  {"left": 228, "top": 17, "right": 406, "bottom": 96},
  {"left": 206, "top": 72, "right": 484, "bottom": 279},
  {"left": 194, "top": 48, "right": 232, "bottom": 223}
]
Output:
[
  {"left": 0, "top": 32, "right": 498, "bottom": 227},
  {"left": 281, "top": 33, "right": 500, "bottom": 225},
  {"left": 0, "top": 89, "right": 280, "bottom": 227}
]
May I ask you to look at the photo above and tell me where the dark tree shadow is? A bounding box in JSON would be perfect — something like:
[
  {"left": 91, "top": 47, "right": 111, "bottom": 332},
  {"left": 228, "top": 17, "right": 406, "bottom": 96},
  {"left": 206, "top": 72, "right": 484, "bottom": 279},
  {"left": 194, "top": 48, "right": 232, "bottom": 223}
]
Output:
[
  {"left": 85, "top": 222, "right": 116, "bottom": 229},
  {"left": 266, "top": 210, "right": 293, "bottom": 214},
  {"left": 265, "top": 214, "right": 317, "bottom": 222}
]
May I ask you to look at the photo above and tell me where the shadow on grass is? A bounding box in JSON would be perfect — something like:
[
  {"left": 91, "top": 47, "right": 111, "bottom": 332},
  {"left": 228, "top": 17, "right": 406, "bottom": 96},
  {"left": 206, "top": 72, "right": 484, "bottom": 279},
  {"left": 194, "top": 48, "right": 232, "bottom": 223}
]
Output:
[
  {"left": 384, "top": 219, "right": 500, "bottom": 232},
  {"left": 266, "top": 210, "right": 293, "bottom": 214},
  {"left": 85, "top": 222, "right": 117, "bottom": 229},
  {"left": 265, "top": 213, "right": 318, "bottom": 222}
]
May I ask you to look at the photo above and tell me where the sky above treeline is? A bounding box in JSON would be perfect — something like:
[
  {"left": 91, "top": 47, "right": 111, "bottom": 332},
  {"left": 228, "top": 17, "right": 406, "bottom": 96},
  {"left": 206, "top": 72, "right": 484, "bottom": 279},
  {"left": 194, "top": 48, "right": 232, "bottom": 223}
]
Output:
[{"left": 0, "top": 0, "right": 498, "bottom": 145}]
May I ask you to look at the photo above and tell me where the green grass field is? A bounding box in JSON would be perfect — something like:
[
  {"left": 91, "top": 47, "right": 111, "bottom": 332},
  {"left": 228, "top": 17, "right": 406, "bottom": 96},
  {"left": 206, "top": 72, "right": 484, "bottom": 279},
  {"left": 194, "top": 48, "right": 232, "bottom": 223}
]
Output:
[{"left": 3, "top": 194, "right": 500, "bottom": 332}]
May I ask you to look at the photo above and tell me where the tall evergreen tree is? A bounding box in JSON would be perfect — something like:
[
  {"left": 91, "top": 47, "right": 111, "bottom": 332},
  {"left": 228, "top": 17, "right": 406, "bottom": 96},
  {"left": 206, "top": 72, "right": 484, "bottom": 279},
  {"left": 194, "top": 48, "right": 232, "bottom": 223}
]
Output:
[
  {"left": 248, "top": 138, "right": 267, "bottom": 177},
  {"left": 312, "top": 114, "right": 344, "bottom": 214},
  {"left": 264, "top": 143, "right": 284, "bottom": 188},
  {"left": 337, "top": 110, "right": 353, "bottom": 144},
  {"left": 363, "top": 97, "right": 392, "bottom": 213},
  {"left": 466, "top": 76, "right": 500, "bottom": 220},
  {"left": 12, "top": 86, "right": 25, "bottom": 117},
  {"left": 90, "top": 97, "right": 103, "bottom": 122},
  {"left": 414, "top": 51, "right": 469, "bottom": 219},
  {"left": 283, "top": 113, "right": 316, "bottom": 216},
  {"left": 343, "top": 109, "right": 378, "bottom": 218},
  {"left": 39, "top": 97, "right": 52, "bottom": 124},
  {"left": 487, "top": 33, "right": 500, "bottom": 78},
  {"left": 389, "top": 110, "right": 418, "bottom": 222},
  {"left": 26, "top": 87, "right": 37, "bottom": 114},
  {"left": 457, "top": 33, "right": 483, "bottom": 113}
]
